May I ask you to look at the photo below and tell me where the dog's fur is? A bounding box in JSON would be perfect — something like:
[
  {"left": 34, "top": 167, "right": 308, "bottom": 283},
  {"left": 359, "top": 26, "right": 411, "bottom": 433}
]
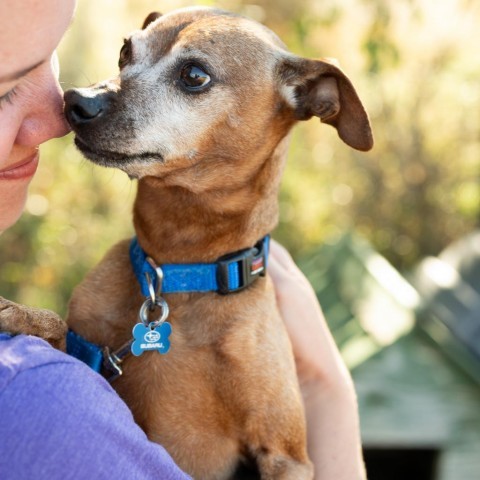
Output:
[{"left": 62, "top": 7, "right": 372, "bottom": 479}]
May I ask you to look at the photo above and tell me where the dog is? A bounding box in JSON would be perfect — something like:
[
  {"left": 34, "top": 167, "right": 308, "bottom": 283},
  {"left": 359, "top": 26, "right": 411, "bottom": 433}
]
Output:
[{"left": 63, "top": 7, "right": 372, "bottom": 479}]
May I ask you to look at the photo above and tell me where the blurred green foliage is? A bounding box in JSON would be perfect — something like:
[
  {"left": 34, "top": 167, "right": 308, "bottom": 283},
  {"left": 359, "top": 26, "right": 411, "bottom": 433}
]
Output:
[{"left": 1, "top": 0, "right": 479, "bottom": 315}]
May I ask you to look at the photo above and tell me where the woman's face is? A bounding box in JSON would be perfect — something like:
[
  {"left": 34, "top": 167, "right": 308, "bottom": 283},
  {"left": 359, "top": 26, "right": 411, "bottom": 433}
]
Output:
[{"left": 0, "top": 0, "right": 76, "bottom": 233}]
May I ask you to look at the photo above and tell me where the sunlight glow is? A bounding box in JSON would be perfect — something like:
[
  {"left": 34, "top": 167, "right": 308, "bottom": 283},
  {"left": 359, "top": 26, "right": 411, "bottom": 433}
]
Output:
[
  {"left": 421, "top": 257, "right": 460, "bottom": 290},
  {"left": 365, "top": 254, "right": 421, "bottom": 309}
]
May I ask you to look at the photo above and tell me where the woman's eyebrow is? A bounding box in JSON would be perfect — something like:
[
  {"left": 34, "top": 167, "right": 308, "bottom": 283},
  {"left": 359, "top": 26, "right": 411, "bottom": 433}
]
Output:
[{"left": 0, "top": 60, "right": 44, "bottom": 83}]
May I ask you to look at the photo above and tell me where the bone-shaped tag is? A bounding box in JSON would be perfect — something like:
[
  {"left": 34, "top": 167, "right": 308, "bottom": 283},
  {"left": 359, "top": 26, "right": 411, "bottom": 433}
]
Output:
[{"left": 131, "top": 322, "right": 172, "bottom": 356}]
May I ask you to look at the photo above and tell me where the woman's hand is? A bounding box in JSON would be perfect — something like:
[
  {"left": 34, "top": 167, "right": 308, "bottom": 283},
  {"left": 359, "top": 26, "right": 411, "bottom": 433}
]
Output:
[
  {"left": 0, "top": 297, "right": 67, "bottom": 350},
  {"left": 268, "top": 240, "right": 366, "bottom": 480}
]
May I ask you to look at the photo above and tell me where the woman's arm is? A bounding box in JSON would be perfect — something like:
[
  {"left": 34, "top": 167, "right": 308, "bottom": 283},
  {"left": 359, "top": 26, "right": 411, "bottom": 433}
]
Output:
[
  {"left": 268, "top": 240, "right": 366, "bottom": 480},
  {"left": 0, "top": 337, "right": 190, "bottom": 480}
]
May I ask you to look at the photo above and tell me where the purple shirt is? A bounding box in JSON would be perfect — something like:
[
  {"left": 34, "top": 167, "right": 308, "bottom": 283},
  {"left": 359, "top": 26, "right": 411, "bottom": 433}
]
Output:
[{"left": 0, "top": 334, "right": 191, "bottom": 480}]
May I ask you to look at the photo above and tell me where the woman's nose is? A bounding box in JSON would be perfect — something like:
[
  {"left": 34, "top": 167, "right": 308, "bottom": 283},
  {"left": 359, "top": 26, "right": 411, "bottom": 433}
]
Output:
[{"left": 15, "top": 68, "right": 70, "bottom": 147}]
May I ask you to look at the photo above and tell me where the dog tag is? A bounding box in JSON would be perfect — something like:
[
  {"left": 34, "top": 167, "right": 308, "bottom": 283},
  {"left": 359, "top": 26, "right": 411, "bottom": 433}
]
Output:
[{"left": 131, "top": 322, "right": 172, "bottom": 356}]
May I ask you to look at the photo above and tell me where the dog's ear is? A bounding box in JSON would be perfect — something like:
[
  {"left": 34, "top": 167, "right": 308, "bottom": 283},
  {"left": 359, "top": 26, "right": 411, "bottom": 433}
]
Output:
[
  {"left": 142, "top": 12, "right": 162, "bottom": 30},
  {"left": 279, "top": 57, "right": 373, "bottom": 151}
]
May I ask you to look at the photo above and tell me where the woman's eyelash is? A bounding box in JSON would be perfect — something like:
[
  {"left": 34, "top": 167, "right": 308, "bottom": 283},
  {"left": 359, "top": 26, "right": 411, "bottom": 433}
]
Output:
[{"left": 0, "top": 88, "right": 18, "bottom": 109}]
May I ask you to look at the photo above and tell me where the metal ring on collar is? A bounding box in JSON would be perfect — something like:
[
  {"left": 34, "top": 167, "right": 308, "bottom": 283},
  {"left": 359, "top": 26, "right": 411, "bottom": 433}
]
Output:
[
  {"left": 139, "top": 297, "right": 169, "bottom": 328},
  {"left": 146, "top": 256, "right": 164, "bottom": 294},
  {"left": 144, "top": 271, "right": 157, "bottom": 307}
]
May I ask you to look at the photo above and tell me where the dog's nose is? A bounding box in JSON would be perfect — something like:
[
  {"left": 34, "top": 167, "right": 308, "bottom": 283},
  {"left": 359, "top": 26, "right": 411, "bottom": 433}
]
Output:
[{"left": 64, "top": 88, "right": 105, "bottom": 126}]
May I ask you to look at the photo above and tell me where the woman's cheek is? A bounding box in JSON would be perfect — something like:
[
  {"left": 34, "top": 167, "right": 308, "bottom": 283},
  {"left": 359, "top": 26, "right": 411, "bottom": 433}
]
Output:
[{"left": 0, "top": 112, "right": 23, "bottom": 171}]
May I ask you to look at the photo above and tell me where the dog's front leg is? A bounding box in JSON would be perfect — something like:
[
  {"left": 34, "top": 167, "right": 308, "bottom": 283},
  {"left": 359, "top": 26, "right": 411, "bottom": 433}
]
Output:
[
  {"left": 256, "top": 454, "right": 313, "bottom": 480},
  {"left": 0, "top": 296, "right": 67, "bottom": 350}
]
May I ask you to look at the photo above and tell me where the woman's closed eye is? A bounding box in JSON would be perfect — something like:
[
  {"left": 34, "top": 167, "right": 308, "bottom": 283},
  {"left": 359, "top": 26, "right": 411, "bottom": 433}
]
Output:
[
  {"left": 0, "top": 88, "right": 18, "bottom": 109},
  {"left": 0, "top": 60, "right": 47, "bottom": 111}
]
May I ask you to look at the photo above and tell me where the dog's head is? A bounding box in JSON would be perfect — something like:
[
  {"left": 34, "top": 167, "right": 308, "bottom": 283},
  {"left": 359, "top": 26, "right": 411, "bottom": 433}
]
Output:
[{"left": 64, "top": 7, "right": 373, "bottom": 185}]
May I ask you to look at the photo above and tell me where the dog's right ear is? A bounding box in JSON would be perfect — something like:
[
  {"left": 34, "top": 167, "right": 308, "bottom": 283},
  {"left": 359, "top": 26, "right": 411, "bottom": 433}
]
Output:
[
  {"left": 142, "top": 12, "right": 162, "bottom": 30},
  {"left": 278, "top": 56, "right": 373, "bottom": 152}
]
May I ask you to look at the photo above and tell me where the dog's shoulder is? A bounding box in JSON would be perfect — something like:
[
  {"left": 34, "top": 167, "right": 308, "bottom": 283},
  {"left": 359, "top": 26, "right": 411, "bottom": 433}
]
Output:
[{"left": 67, "top": 239, "right": 142, "bottom": 344}]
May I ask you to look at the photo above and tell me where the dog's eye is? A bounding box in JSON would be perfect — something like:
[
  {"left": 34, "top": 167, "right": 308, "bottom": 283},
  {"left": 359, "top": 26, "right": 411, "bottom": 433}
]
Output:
[
  {"left": 180, "top": 64, "right": 211, "bottom": 90},
  {"left": 119, "top": 40, "right": 132, "bottom": 69}
]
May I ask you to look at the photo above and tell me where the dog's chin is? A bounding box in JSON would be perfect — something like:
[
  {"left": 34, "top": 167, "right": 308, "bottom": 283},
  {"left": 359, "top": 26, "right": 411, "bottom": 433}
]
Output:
[{"left": 74, "top": 136, "right": 164, "bottom": 176}]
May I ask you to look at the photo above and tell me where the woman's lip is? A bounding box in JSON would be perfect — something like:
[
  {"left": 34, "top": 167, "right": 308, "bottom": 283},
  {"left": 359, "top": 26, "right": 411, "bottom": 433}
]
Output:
[{"left": 0, "top": 152, "right": 40, "bottom": 180}]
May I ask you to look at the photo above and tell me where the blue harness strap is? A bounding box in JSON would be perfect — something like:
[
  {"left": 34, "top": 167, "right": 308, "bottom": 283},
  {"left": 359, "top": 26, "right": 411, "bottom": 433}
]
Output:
[{"left": 67, "top": 329, "right": 103, "bottom": 373}]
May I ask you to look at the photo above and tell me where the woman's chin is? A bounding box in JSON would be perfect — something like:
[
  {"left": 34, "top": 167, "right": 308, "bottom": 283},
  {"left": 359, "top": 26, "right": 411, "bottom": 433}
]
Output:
[{"left": 0, "top": 183, "right": 30, "bottom": 232}]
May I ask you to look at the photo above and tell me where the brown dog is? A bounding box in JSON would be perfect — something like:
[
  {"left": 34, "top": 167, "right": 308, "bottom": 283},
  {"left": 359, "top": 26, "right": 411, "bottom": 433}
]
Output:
[{"left": 64, "top": 7, "right": 372, "bottom": 479}]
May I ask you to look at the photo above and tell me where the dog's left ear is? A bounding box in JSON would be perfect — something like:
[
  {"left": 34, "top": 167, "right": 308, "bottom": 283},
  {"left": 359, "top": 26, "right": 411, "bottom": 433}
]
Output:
[
  {"left": 142, "top": 12, "right": 162, "bottom": 30},
  {"left": 279, "top": 57, "right": 373, "bottom": 151}
]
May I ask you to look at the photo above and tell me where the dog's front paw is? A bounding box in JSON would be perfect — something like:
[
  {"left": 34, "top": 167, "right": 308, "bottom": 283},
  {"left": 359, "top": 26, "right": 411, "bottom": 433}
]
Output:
[{"left": 0, "top": 297, "right": 67, "bottom": 351}]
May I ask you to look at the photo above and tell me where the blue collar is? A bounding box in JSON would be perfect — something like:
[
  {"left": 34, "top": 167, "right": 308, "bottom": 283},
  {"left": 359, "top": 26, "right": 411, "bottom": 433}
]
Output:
[
  {"left": 67, "top": 236, "right": 270, "bottom": 380},
  {"left": 129, "top": 235, "right": 270, "bottom": 295}
]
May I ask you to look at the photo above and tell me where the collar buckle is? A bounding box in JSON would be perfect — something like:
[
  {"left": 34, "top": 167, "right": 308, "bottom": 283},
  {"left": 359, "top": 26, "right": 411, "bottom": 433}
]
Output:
[
  {"left": 216, "top": 237, "right": 268, "bottom": 294},
  {"left": 102, "top": 340, "right": 133, "bottom": 382}
]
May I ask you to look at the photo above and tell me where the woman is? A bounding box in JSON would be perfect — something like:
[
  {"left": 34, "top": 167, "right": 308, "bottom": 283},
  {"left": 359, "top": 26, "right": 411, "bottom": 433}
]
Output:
[{"left": 0, "top": 1, "right": 366, "bottom": 478}]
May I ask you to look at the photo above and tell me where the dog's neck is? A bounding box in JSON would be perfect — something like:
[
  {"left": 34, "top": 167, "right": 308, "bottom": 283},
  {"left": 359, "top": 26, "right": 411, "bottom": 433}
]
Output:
[{"left": 133, "top": 135, "right": 291, "bottom": 263}]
